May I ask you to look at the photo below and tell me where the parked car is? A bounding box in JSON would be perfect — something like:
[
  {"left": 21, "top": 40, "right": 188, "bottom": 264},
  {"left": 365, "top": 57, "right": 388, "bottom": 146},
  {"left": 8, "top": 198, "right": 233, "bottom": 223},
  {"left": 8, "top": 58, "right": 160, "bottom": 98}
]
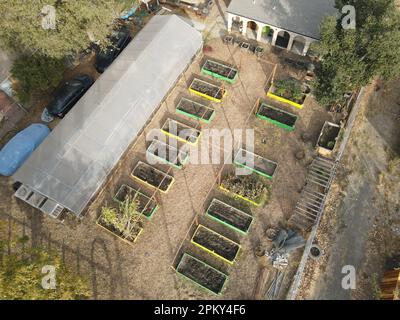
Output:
[
  {"left": 95, "top": 28, "right": 132, "bottom": 73},
  {"left": 0, "top": 124, "right": 50, "bottom": 176},
  {"left": 41, "top": 74, "right": 94, "bottom": 122}
]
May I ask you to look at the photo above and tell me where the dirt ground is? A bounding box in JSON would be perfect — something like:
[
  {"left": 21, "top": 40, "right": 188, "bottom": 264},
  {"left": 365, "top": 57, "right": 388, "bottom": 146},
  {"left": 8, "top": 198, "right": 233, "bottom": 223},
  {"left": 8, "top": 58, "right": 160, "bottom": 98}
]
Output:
[
  {"left": 296, "top": 79, "right": 400, "bottom": 300},
  {"left": 0, "top": 27, "right": 336, "bottom": 300}
]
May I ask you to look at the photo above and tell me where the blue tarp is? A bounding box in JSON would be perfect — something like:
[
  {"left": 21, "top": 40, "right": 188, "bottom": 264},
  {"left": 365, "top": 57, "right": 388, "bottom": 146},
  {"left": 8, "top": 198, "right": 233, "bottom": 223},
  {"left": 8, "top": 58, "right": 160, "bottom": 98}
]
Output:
[{"left": 0, "top": 124, "right": 50, "bottom": 176}]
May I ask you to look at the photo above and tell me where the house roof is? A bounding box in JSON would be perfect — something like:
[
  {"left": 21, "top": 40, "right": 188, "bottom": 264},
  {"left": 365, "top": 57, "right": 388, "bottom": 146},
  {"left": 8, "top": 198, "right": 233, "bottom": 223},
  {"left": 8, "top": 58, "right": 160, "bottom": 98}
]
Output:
[
  {"left": 227, "top": 0, "right": 338, "bottom": 39},
  {"left": 13, "top": 14, "right": 202, "bottom": 216}
]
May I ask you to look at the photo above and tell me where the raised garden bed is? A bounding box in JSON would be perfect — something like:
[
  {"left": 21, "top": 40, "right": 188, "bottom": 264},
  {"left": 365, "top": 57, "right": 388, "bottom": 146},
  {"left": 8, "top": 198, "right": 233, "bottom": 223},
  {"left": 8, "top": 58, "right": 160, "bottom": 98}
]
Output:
[
  {"left": 146, "top": 139, "right": 189, "bottom": 169},
  {"left": 131, "top": 161, "right": 175, "bottom": 193},
  {"left": 206, "top": 198, "right": 253, "bottom": 235},
  {"left": 256, "top": 102, "right": 298, "bottom": 131},
  {"left": 161, "top": 118, "right": 201, "bottom": 145},
  {"left": 234, "top": 148, "right": 278, "bottom": 180},
  {"left": 176, "top": 253, "right": 228, "bottom": 295},
  {"left": 113, "top": 184, "right": 158, "bottom": 219},
  {"left": 201, "top": 59, "right": 238, "bottom": 83},
  {"left": 191, "top": 225, "right": 240, "bottom": 264},
  {"left": 316, "top": 121, "right": 341, "bottom": 156},
  {"left": 189, "top": 78, "right": 226, "bottom": 103},
  {"left": 220, "top": 173, "right": 269, "bottom": 207},
  {"left": 267, "top": 78, "right": 308, "bottom": 109},
  {"left": 176, "top": 98, "right": 215, "bottom": 123}
]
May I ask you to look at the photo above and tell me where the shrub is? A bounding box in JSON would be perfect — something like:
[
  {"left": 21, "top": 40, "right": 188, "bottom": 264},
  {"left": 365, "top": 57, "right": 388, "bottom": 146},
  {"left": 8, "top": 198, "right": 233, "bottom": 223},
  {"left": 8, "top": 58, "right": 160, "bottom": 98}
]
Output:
[{"left": 11, "top": 54, "right": 65, "bottom": 104}]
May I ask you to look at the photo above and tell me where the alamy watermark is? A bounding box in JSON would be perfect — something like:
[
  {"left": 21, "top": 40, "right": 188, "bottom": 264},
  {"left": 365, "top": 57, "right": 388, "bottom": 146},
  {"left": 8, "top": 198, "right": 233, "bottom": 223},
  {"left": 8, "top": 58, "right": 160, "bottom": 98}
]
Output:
[
  {"left": 41, "top": 265, "right": 56, "bottom": 290},
  {"left": 41, "top": 5, "right": 56, "bottom": 30},
  {"left": 341, "top": 5, "right": 356, "bottom": 30}
]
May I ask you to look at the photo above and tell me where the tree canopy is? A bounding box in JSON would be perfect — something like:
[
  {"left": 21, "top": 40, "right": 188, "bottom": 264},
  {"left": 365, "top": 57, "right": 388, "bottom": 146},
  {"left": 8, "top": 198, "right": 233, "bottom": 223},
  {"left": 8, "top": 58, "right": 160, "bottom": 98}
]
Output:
[
  {"left": 0, "top": 220, "right": 91, "bottom": 300},
  {"left": 0, "top": 0, "right": 134, "bottom": 59},
  {"left": 312, "top": 0, "right": 400, "bottom": 106}
]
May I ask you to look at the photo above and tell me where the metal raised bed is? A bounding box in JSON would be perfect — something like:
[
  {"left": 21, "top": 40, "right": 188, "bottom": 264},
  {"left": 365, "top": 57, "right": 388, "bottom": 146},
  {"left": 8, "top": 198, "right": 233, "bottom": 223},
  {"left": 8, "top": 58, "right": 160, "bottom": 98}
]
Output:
[
  {"left": 234, "top": 148, "right": 278, "bottom": 180},
  {"left": 146, "top": 139, "right": 189, "bottom": 169},
  {"left": 176, "top": 97, "right": 215, "bottom": 123},
  {"left": 189, "top": 78, "right": 226, "bottom": 102},
  {"left": 161, "top": 118, "right": 201, "bottom": 145},
  {"left": 191, "top": 225, "right": 240, "bottom": 265},
  {"left": 206, "top": 198, "right": 253, "bottom": 235},
  {"left": 176, "top": 253, "right": 228, "bottom": 295},
  {"left": 256, "top": 102, "right": 298, "bottom": 131},
  {"left": 131, "top": 161, "right": 175, "bottom": 193},
  {"left": 201, "top": 59, "right": 238, "bottom": 84}
]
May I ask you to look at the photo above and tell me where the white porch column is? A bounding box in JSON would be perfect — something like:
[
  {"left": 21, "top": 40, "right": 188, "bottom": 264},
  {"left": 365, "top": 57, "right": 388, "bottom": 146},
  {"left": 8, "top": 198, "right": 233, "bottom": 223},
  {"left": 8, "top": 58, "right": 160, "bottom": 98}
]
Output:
[
  {"left": 227, "top": 13, "right": 233, "bottom": 32},
  {"left": 241, "top": 18, "right": 248, "bottom": 36},
  {"left": 302, "top": 40, "right": 312, "bottom": 56},
  {"left": 287, "top": 34, "right": 295, "bottom": 51},
  {"left": 256, "top": 23, "right": 264, "bottom": 41},
  {"left": 271, "top": 28, "right": 279, "bottom": 46}
]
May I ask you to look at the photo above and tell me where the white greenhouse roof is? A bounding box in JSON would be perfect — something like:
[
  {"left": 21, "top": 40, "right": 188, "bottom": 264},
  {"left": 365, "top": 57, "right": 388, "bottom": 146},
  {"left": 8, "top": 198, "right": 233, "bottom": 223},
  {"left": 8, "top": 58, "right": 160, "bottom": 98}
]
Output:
[{"left": 13, "top": 15, "right": 203, "bottom": 216}]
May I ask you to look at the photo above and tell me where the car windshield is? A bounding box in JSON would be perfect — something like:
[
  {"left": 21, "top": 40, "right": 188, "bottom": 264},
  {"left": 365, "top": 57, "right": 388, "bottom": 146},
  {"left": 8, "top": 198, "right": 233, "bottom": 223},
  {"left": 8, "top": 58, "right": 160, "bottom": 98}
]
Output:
[{"left": 47, "top": 82, "right": 81, "bottom": 114}]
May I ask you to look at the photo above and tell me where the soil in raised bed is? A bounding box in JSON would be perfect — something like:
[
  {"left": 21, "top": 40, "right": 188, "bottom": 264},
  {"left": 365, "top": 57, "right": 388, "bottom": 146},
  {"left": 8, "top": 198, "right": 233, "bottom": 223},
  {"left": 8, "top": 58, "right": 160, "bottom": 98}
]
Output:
[
  {"left": 132, "top": 162, "right": 173, "bottom": 192},
  {"left": 177, "top": 254, "right": 226, "bottom": 294},
  {"left": 318, "top": 124, "right": 341, "bottom": 150},
  {"left": 115, "top": 185, "right": 157, "bottom": 217},
  {"left": 178, "top": 99, "right": 214, "bottom": 121},
  {"left": 208, "top": 200, "right": 252, "bottom": 233},
  {"left": 191, "top": 80, "right": 225, "bottom": 100},
  {"left": 204, "top": 61, "right": 238, "bottom": 80},
  {"left": 259, "top": 104, "right": 297, "bottom": 127},
  {"left": 193, "top": 226, "right": 239, "bottom": 262},
  {"left": 163, "top": 120, "right": 200, "bottom": 143}
]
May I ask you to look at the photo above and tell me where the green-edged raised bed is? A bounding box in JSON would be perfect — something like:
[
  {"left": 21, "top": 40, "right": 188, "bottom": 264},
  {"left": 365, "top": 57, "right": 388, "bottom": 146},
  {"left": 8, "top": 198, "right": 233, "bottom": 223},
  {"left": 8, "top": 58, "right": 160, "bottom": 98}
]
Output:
[
  {"left": 189, "top": 78, "right": 226, "bottom": 102},
  {"left": 256, "top": 102, "right": 298, "bottom": 131},
  {"left": 206, "top": 198, "right": 253, "bottom": 235},
  {"left": 146, "top": 139, "right": 189, "bottom": 169},
  {"left": 113, "top": 184, "right": 158, "bottom": 220},
  {"left": 176, "top": 97, "right": 215, "bottom": 123},
  {"left": 176, "top": 253, "right": 228, "bottom": 295},
  {"left": 191, "top": 225, "right": 240, "bottom": 265},
  {"left": 234, "top": 148, "right": 278, "bottom": 180},
  {"left": 201, "top": 59, "right": 238, "bottom": 84}
]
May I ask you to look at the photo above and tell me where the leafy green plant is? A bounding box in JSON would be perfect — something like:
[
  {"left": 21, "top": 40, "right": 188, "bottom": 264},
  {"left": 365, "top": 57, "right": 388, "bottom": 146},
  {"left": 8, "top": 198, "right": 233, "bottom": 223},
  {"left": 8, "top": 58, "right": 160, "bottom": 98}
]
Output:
[
  {"left": 274, "top": 79, "right": 304, "bottom": 102},
  {"left": 221, "top": 174, "right": 269, "bottom": 203},
  {"left": 0, "top": 219, "right": 91, "bottom": 300},
  {"left": 99, "top": 196, "right": 143, "bottom": 242}
]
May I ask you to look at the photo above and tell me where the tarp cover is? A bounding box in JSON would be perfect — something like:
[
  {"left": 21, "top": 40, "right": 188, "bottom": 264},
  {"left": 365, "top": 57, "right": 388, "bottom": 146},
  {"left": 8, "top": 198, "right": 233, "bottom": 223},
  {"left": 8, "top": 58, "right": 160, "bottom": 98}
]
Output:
[
  {"left": 13, "top": 15, "right": 202, "bottom": 216},
  {"left": 0, "top": 124, "right": 50, "bottom": 176}
]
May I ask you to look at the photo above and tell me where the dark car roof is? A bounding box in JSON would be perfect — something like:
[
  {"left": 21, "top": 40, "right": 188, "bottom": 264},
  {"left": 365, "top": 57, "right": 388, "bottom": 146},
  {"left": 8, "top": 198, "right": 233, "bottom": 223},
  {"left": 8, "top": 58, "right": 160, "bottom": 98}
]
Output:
[{"left": 46, "top": 76, "right": 92, "bottom": 114}]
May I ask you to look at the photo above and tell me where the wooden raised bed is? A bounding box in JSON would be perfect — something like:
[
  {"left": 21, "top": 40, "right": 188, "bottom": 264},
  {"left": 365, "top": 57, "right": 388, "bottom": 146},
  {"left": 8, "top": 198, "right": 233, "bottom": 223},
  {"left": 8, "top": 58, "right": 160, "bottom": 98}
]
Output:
[
  {"left": 191, "top": 225, "right": 240, "bottom": 264},
  {"left": 189, "top": 78, "right": 226, "bottom": 103},
  {"left": 176, "top": 98, "right": 215, "bottom": 123},
  {"left": 131, "top": 161, "right": 175, "bottom": 193},
  {"left": 201, "top": 59, "right": 238, "bottom": 84},
  {"left": 146, "top": 139, "right": 189, "bottom": 169},
  {"left": 234, "top": 148, "right": 278, "bottom": 179},
  {"left": 206, "top": 198, "right": 253, "bottom": 235},
  {"left": 256, "top": 102, "right": 298, "bottom": 131},
  {"left": 316, "top": 121, "right": 341, "bottom": 157},
  {"left": 161, "top": 118, "right": 201, "bottom": 145},
  {"left": 176, "top": 253, "right": 228, "bottom": 295},
  {"left": 96, "top": 220, "right": 143, "bottom": 246},
  {"left": 113, "top": 184, "right": 158, "bottom": 220}
]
